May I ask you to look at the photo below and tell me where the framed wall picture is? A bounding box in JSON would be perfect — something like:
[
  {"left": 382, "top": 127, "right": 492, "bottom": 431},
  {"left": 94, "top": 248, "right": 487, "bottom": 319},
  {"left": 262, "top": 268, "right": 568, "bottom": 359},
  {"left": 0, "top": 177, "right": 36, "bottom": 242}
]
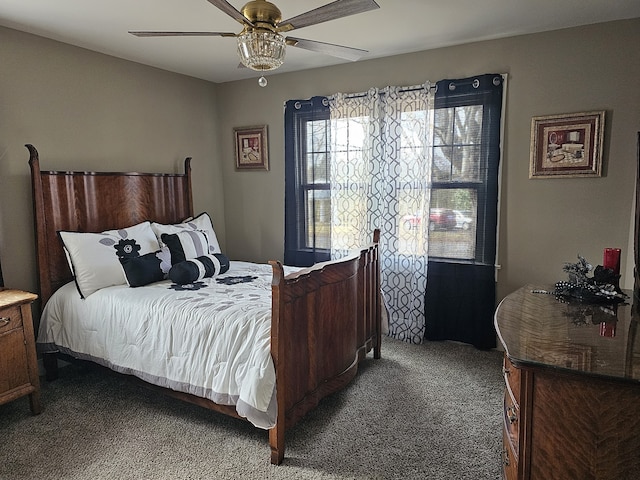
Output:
[
  {"left": 529, "top": 111, "right": 605, "bottom": 178},
  {"left": 234, "top": 125, "right": 269, "bottom": 170}
]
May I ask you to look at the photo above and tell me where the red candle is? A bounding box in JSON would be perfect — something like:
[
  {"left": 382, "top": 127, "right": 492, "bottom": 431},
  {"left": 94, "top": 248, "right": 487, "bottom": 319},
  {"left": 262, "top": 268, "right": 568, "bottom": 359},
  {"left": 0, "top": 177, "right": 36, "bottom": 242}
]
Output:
[
  {"left": 599, "top": 321, "right": 616, "bottom": 338},
  {"left": 603, "top": 248, "right": 621, "bottom": 275}
]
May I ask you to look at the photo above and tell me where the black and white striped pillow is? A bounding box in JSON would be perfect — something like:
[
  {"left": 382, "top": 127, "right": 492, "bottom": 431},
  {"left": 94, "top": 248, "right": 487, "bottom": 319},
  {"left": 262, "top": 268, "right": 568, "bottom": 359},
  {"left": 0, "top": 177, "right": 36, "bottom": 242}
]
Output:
[
  {"left": 161, "top": 231, "right": 210, "bottom": 265},
  {"left": 168, "top": 254, "right": 230, "bottom": 285}
]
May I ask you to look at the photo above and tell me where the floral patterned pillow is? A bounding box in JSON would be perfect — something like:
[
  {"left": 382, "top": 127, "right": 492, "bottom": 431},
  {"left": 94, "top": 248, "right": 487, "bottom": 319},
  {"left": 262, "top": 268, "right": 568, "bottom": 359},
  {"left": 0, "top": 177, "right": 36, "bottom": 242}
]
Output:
[
  {"left": 59, "top": 221, "right": 161, "bottom": 298},
  {"left": 120, "top": 248, "right": 172, "bottom": 287}
]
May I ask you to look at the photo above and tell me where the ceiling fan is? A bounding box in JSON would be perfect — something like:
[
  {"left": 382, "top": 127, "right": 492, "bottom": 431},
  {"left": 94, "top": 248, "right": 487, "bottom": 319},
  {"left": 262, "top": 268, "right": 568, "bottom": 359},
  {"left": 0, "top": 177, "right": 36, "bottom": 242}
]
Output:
[{"left": 129, "top": 0, "right": 380, "bottom": 85}]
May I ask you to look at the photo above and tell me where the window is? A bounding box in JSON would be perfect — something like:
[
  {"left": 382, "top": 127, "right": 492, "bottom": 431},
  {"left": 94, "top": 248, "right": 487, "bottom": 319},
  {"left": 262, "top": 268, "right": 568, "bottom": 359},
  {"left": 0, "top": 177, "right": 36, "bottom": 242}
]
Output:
[
  {"left": 431, "top": 75, "right": 503, "bottom": 266},
  {"left": 284, "top": 97, "right": 331, "bottom": 266},
  {"left": 424, "top": 75, "right": 504, "bottom": 348},
  {"left": 285, "top": 75, "right": 503, "bottom": 267},
  {"left": 428, "top": 104, "right": 486, "bottom": 261}
]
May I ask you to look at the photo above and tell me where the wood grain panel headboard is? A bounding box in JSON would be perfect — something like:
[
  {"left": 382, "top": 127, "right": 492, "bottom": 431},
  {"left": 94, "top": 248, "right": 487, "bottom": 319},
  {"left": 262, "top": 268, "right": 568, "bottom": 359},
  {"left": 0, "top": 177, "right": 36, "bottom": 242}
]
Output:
[{"left": 27, "top": 144, "right": 194, "bottom": 305}]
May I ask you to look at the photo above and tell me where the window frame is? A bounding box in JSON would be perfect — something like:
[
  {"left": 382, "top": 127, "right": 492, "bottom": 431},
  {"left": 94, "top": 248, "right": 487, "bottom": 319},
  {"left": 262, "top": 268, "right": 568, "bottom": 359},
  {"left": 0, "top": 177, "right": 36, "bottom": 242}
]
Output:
[
  {"left": 431, "top": 75, "right": 503, "bottom": 266},
  {"left": 428, "top": 102, "right": 496, "bottom": 264},
  {"left": 284, "top": 76, "right": 503, "bottom": 267},
  {"left": 284, "top": 97, "right": 331, "bottom": 266}
]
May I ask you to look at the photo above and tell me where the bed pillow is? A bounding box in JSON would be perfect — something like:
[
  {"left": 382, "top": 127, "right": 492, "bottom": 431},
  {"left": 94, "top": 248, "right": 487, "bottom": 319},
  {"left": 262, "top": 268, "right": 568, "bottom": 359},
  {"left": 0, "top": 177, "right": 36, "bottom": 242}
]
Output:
[
  {"left": 168, "top": 253, "right": 230, "bottom": 285},
  {"left": 119, "top": 248, "right": 172, "bottom": 287},
  {"left": 151, "top": 212, "right": 221, "bottom": 255},
  {"left": 161, "top": 230, "right": 211, "bottom": 265},
  {"left": 59, "top": 221, "right": 161, "bottom": 298}
]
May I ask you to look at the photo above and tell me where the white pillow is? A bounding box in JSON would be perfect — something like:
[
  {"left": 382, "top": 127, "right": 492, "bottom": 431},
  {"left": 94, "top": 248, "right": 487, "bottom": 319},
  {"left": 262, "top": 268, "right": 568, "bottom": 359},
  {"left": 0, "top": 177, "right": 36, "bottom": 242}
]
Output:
[
  {"left": 151, "top": 212, "right": 221, "bottom": 255},
  {"left": 59, "top": 221, "right": 161, "bottom": 298}
]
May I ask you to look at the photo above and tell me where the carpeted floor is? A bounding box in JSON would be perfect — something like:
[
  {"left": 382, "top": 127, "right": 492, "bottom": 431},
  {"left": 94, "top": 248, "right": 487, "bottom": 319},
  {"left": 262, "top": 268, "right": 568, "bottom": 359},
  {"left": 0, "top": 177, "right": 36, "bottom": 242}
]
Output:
[{"left": 0, "top": 337, "right": 504, "bottom": 480}]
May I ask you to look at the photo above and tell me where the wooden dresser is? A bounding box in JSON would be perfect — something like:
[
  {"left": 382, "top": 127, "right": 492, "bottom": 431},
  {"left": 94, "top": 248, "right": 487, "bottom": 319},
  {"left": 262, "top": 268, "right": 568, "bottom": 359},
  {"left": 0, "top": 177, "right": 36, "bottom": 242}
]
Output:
[
  {"left": 0, "top": 288, "right": 41, "bottom": 414},
  {"left": 495, "top": 285, "right": 640, "bottom": 480}
]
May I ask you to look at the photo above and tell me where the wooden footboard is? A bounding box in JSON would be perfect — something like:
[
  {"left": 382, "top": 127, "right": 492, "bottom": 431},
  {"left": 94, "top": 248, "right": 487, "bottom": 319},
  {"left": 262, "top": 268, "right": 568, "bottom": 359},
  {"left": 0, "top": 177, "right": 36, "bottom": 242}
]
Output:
[{"left": 269, "top": 230, "right": 381, "bottom": 464}]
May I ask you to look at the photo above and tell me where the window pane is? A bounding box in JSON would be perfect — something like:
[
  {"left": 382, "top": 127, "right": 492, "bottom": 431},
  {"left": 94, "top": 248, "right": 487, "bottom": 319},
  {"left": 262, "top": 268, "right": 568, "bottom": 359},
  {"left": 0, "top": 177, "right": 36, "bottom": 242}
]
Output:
[
  {"left": 397, "top": 187, "right": 428, "bottom": 255},
  {"left": 305, "top": 153, "right": 328, "bottom": 183},
  {"left": 434, "top": 108, "right": 454, "bottom": 145},
  {"left": 307, "top": 119, "right": 329, "bottom": 152},
  {"left": 427, "top": 188, "right": 477, "bottom": 260},
  {"left": 305, "top": 189, "right": 330, "bottom": 249},
  {"left": 453, "top": 105, "right": 483, "bottom": 145},
  {"left": 332, "top": 117, "right": 367, "bottom": 151},
  {"left": 330, "top": 116, "right": 369, "bottom": 186},
  {"left": 433, "top": 105, "right": 483, "bottom": 183},
  {"left": 452, "top": 145, "right": 481, "bottom": 182},
  {"left": 399, "top": 147, "right": 424, "bottom": 177},
  {"left": 433, "top": 146, "right": 452, "bottom": 181},
  {"left": 401, "top": 110, "right": 428, "bottom": 147},
  {"left": 399, "top": 109, "right": 429, "bottom": 178}
]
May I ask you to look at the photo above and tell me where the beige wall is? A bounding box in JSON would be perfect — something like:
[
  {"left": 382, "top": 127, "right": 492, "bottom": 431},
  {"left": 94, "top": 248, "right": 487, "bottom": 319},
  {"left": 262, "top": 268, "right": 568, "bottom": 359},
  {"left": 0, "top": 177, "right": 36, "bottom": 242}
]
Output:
[
  {"left": 1, "top": 18, "right": 639, "bottom": 306},
  {"left": 0, "top": 26, "right": 224, "bottom": 295},
  {"left": 216, "top": 18, "right": 640, "bottom": 301}
]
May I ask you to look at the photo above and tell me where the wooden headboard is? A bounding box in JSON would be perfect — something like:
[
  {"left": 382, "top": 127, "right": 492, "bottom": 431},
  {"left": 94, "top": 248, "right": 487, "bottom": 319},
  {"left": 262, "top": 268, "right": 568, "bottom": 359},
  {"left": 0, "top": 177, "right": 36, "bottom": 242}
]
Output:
[{"left": 27, "top": 144, "right": 194, "bottom": 305}]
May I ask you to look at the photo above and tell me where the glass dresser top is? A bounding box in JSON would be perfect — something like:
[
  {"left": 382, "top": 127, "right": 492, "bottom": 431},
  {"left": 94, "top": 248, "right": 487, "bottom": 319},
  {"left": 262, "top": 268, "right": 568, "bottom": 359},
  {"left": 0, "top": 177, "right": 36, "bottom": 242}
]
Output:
[{"left": 495, "top": 285, "right": 640, "bottom": 383}]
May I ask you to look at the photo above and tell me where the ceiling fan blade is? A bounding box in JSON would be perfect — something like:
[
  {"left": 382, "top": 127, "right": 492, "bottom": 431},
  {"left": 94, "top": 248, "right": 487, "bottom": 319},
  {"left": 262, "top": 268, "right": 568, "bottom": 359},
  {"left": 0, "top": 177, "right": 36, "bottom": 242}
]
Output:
[
  {"left": 278, "top": 0, "right": 379, "bottom": 32},
  {"left": 129, "top": 31, "right": 237, "bottom": 37},
  {"left": 286, "top": 36, "right": 368, "bottom": 61},
  {"left": 206, "top": 0, "right": 254, "bottom": 27}
]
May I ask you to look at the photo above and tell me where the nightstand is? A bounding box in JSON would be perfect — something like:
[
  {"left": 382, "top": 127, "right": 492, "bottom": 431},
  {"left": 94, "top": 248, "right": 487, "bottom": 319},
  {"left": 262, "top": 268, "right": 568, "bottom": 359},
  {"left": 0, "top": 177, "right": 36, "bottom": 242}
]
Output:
[{"left": 0, "top": 289, "right": 41, "bottom": 414}]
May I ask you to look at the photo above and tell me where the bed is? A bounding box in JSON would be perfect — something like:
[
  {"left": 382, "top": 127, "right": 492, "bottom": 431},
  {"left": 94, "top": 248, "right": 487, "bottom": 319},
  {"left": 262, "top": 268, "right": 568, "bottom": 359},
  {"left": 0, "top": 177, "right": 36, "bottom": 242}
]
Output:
[{"left": 27, "top": 144, "right": 381, "bottom": 465}]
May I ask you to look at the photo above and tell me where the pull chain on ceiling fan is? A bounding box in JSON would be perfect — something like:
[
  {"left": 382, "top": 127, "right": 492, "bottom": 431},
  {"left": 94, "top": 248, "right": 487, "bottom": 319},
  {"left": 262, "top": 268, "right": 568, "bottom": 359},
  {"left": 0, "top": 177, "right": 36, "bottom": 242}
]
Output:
[{"left": 129, "top": 0, "right": 380, "bottom": 86}]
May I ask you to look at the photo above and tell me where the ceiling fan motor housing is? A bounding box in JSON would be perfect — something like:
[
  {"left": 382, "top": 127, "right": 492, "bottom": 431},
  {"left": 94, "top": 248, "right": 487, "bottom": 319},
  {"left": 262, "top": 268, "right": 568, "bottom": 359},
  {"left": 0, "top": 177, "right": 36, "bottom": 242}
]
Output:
[{"left": 241, "top": 0, "right": 282, "bottom": 28}]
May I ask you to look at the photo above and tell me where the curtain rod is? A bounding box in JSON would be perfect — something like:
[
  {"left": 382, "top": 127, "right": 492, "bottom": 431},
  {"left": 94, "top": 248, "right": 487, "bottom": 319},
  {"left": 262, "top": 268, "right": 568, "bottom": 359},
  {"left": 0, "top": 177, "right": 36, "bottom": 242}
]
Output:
[
  {"left": 331, "top": 82, "right": 434, "bottom": 101},
  {"left": 290, "top": 74, "right": 506, "bottom": 109}
]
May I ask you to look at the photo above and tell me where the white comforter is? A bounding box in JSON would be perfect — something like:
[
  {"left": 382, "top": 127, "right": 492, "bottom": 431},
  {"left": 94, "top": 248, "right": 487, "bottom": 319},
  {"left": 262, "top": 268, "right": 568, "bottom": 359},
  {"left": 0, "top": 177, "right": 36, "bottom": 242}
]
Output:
[{"left": 37, "top": 261, "right": 296, "bottom": 429}]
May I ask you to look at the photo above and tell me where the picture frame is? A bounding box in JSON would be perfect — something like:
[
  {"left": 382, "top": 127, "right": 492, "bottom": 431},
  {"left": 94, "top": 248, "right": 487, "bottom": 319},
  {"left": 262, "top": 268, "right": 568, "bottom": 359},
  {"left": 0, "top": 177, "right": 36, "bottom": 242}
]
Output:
[
  {"left": 529, "top": 111, "right": 605, "bottom": 179},
  {"left": 234, "top": 125, "right": 269, "bottom": 170}
]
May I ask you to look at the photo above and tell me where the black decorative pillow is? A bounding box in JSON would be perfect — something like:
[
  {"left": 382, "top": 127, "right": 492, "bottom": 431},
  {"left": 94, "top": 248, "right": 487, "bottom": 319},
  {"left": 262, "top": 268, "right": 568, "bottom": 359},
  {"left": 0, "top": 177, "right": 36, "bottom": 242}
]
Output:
[
  {"left": 215, "top": 253, "right": 230, "bottom": 274},
  {"left": 161, "top": 231, "right": 210, "bottom": 265},
  {"left": 168, "top": 254, "right": 230, "bottom": 285},
  {"left": 120, "top": 249, "right": 171, "bottom": 287}
]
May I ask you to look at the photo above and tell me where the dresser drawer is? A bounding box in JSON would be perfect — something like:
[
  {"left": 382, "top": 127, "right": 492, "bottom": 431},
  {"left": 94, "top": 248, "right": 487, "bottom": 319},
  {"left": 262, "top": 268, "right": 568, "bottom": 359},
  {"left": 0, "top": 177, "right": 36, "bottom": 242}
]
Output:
[
  {"left": 503, "top": 390, "right": 520, "bottom": 456},
  {"left": 0, "top": 328, "right": 31, "bottom": 393},
  {"left": 503, "top": 354, "right": 521, "bottom": 404},
  {"left": 502, "top": 427, "right": 518, "bottom": 480},
  {"left": 0, "top": 305, "right": 23, "bottom": 334}
]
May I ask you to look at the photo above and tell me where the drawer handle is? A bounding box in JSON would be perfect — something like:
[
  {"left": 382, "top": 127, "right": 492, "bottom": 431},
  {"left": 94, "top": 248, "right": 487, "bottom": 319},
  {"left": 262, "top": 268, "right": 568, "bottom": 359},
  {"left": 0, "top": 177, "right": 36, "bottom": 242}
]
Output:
[
  {"left": 0, "top": 317, "right": 10, "bottom": 327},
  {"left": 502, "top": 448, "right": 510, "bottom": 466},
  {"left": 507, "top": 406, "right": 518, "bottom": 424}
]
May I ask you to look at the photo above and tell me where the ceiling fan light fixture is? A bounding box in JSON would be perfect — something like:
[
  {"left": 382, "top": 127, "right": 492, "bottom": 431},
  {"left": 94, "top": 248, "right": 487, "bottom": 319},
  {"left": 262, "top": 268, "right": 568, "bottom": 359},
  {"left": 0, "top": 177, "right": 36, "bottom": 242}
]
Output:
[{"left": 237, "top": 30, "right": 286, "bottom": 71}]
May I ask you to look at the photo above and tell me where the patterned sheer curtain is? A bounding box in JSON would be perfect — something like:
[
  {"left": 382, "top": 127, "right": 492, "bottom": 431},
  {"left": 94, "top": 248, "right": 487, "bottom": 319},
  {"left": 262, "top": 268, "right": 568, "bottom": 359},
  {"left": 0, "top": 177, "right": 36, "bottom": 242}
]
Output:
[{"left": 328, "top": 84, "right": 434, "bottom": 343}]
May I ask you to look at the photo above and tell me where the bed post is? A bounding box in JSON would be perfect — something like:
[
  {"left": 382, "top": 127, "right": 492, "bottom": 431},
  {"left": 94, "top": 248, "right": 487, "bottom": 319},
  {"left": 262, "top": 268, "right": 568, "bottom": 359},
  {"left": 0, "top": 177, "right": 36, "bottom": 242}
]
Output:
[
  {"left": 269, "top": 260, "right": 286, "bottom": 465},
  {"left": 183, "top": 157, "right": 194, "bottom": 217},
  {"left": 26, "top": 144, "right": 53, "bottom": 306},
  {"left": 372, "top": 228, "right": 382, "bottom": 359}
]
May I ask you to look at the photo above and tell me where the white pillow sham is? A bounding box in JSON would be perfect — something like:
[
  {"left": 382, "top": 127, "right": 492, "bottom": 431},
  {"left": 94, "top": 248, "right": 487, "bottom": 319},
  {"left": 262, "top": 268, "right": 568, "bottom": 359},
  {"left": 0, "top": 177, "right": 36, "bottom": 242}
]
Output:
[{"left": 59, "top": 221, "right": 160, "bottom": 298}]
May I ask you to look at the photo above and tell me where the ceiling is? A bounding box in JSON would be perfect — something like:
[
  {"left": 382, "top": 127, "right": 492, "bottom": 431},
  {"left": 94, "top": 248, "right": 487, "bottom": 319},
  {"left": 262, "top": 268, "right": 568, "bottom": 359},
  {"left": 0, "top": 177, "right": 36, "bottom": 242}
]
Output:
[{"left": 1, "top": 0, "right": 639, "bottom": 84}]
